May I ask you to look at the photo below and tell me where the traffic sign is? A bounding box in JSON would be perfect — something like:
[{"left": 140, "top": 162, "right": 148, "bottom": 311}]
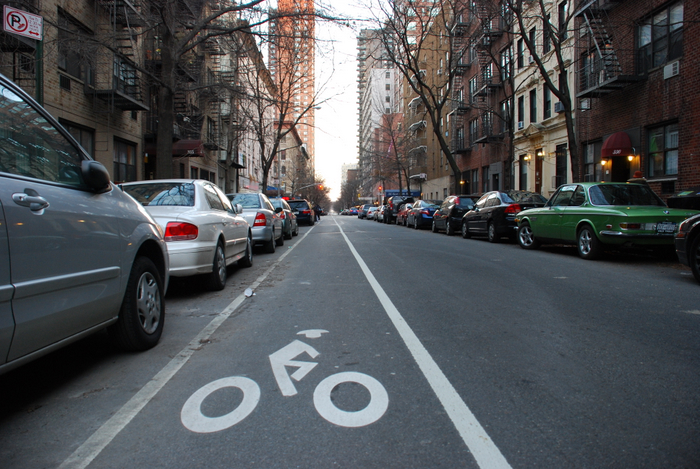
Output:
[{"left": 3, "top": 6, "right": 43, "bottom": 41}]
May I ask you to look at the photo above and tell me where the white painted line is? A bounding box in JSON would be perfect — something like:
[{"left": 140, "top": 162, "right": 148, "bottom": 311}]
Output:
[
  {"left": 333, "top": 217, "right": 512, "bottom": 469},
  {"left": 58, "top": 227, "right": 316, "bottom": 469}
]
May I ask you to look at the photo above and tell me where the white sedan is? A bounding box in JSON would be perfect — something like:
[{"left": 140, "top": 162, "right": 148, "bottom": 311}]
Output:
[{"left": 121, "top": 179, "right": 253, "bottom": 290}]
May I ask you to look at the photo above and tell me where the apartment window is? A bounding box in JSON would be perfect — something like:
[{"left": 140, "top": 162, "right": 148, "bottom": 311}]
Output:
[
  {"left": 61, "top": 120, "right": 94, "bottom": 157},
  {"left": 559, "top": 2, "right": 568, "bottom": 40},
  {"left": 191, "top": 167, "right": 199, "bottom": 179},
  {"left": 113, "top": 139, "right": 137, "bottom": 183},
  {"left": 638, "top": 2, "right": 683, "bottom": 70},
  {"left": 648, "top": 123, "right": 678, "bottom": 177},
  {"left": 385, "top": 83, "right": 391, "bottom": 90},
  {"left": 500, "top": 99, "right": 510, "bottom": 134},
  {"left": 529, "top": 28, "right": 536, "bottom": 55},
  {"left": 385, "top": 96, "right": 390, "bottom": 102},
  {"left": 471, "top": 168, "right": 478, "bottom": 190},
  {"left": 386, "top": 71, "right": 391, "bottom": 78},
  {"left": 516, "top": 96, "right": 524, "bottom": 127},
  {"left": 543, "top": 15, "right": 552, "bottom": 54},
  {"left": 469, "top": 118, "right": 478, "bottom": 145},
  {"left": 529, "top": 89, "right": 537, "bottom": 123},
  {"left": 543, "top": 86, "right": 551, "bottom": 119},
  {"left": 500, "top": 46, "right": 512, "bottom": 80},
  {"left": 57, "top": 10, "right": 93, "bottom": 81},
  {"left": 583, "top": 141, "right": 602, "bottom": 182},
  {"left": 517, "top": 39, "right": 524, "bottom": 68},
  {"left": 555, "top": 144, "right": 567, "bottom": 187},
  {"left": 482, "top": 166, "right": 489, "bottom": 192},
  {"left": 469, "top": 76, "right": 477, "bottom": 100}
]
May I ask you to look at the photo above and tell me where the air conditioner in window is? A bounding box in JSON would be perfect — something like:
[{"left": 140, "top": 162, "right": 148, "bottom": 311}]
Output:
[
  {"left": 517, "top": 121, "right": 524, "bottom": 130},
  {"left": 528, "top": 56, "right": 535, "bottom": 64},
  {"left": 664, "top": 61, "right": 680, "bottom": 79},
  {"left": 554, "top": 102, "right": 565, "bottom": 113}
]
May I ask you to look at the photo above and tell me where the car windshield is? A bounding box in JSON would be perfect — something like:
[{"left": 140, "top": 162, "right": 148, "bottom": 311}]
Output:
[
  {"left": 588, "top": 184, "right": 666, "bottom": 206},
  {"left": 288, "top": 201, "right": 309, "bottom": 210},
  {"left": 230, "top": 193, "right": 261, "bottom": 208},
  {"left": 122, "top": 183, "right": 195, "bottom": 206},
  {"left": 504, "top": 191, "right": 548, "bottom": 204},
  {"left": 270, "top": 199, "right": 286, "bottom": 209}
]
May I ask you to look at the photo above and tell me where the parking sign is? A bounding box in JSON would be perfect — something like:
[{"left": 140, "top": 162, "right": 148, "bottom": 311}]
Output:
[{"left": 3, "top": 6, "right": 43, "bottom": 41}]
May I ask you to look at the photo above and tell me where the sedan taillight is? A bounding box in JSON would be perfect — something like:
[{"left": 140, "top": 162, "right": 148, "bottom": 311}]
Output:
[
  {"left": 165, "top": 222, "right": 198, "bottom": 241},
  {"left": 504, "top": 204, "right": 522, "bottom": 215},
  {"left": 254, "top": 212, "right": 267, "bottom": 227}
]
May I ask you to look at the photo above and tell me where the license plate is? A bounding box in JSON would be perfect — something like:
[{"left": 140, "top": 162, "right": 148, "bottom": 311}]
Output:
[{"left": 656, "top": 222, "right": 676, "bottom": 233}]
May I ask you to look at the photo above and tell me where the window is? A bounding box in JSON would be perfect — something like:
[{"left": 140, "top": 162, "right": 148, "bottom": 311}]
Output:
[
  {"left": 385, "top": 96, "right": 390, "bottom": 102},
  {"left": 648, "top": 123, "right": 678, "bottom": 177},
  {"left": 529, "top": 89, "right": 537, "bottom": 123},
  {"left": 61, "top": 120, "right": 94, "bottom": 157},
  {"left": 518, "top": 95, "right": 524, "bottom": 124},
  {"left": 555, "top": 144, "right": 567, "bottom": 187},
  {"left": 559, "top": 2, "right": 568, "bottom": 40},
  {"left": 482, "top": 166, "right": 489, "bottom": 192},
  {"left": 57, "top": 10, "right": 93, "bottom": 82},
  {"left": 638, "top": 2, "right": 683, "bottom": 70},
  {"left": 583, "top": 141, "right": 602, "bottom": 182},
  {"left": 517, "top": 39, "right": 524, "bottom": 68},
  {"left": 500, "top": 46, "right": 512, "bottom": 80},
  {"left": 529, "top": 28, "right": 536, "bottom": 55},
  {"left": 471, "top": 168, "right": 478, "bottom": 190},
  {"left": 543, "top": 86, "right": 551, "bottom": 119},
  {"left": 191, "top": 167, "right": 199, "bottom": 179},
  {"left": 113, "top": 139, "right": 137, "bottom": 183},
  {"left": 543, "top": 15, "right": 552, "bottom": 54},
  {"left": 385, "top": 83, "right": 391, "bottom": 90},
  {"left": 203, "top": 183, "right": 224, "bottom": 211},
  {"left": 386, "top": 71, "right": 391, "bottom": 78},
  {"left": 469, "top": 118, "right": 478, "bottom": 145}
]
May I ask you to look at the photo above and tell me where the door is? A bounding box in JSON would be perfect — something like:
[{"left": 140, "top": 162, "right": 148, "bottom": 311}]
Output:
[
  {"left": 0, "top": 200, "right": 13, "bottom": 364},
  {"left": 0, "top": 83, "right": 123, "bottom": 361},
  {"left": 533, "top": 185, "right": 577, "bottom": 240}
]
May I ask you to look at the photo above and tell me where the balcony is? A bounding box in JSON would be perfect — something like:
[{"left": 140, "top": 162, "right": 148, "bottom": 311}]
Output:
[
  {"left": 577, "top": 52, "right": 642, "bottom": 98},
  {"left": 97, "top": 0, "right": 146, "bottom": 27},
  {"left": 91, "top": 57, "right": 148, "bottom": 111}
]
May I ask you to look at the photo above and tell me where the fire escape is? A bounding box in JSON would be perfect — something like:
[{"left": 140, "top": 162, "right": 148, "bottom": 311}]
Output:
[
  {"left": 575, "top": 0, "right": 641, "bottom": 98},
  {"left": 472, "top": 10, "right": 505, "bottom": 145},
  {"left": 93, "top": 0, "right": 149, "bottom": 112},
  {"left": 450, "top": 12, "right": 472, "bottom": 155}
]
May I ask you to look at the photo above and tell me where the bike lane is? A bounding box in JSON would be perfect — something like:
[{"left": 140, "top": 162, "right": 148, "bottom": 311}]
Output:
[{"left": 61, "top": 217, "right": 503, "bottom": 468}]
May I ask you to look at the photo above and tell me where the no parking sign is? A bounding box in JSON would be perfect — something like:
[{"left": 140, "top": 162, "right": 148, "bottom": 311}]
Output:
[{"left": 3, "top": 6, "right": 43, "bottom": 41}]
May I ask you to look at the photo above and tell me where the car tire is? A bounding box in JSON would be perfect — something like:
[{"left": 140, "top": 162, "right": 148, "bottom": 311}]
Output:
[
  {"left": 517, "top": 222, "right": 540, "bottom": 250},
  {"left": 238, "top": 234, "right": 253, "bottom": 268},
  {"left": 432, "top": 220, "right": 438, "bottom": 233},
  {"left": 413, "top": 218, "right": 419, "bottom": 230},
  {"left": 276, "top": 228, "right": 285, "bottom": 246},
  {"left": 293, "top": 223, "right": 299, "bottom": 236},
  {"left": 487, "top": 223, "right": 499, "bottom": 243},
  {"left": 206, "top": 241, "right": 228, "bottom": 291},
  {"left": 109, "top": 257, "right": 164, "bottom": 351},
  {"left": 284, "top": 223, "right": 293, "bottom": 240},
  {"left": 309, "top": 218, "right": 314, "bottom": 226},
  {"left": 446, "top": 220, "right": 454, "bottom": 236},
  {"left": 577, "top": 225, "right": 602, "bottom": 260},
  {"left": 461, "top": 222, "right": 471, "bottom": 239},
  {"left": 690, "top": 235, "right": 700, "bottom": 284},
  {"left": 264, "top": 230, "right": 276, "bottom": 253}
]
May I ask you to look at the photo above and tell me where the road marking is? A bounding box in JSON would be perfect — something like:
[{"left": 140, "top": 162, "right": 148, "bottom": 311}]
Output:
[
  {"left": 58, "top": 227, "right": 316, "bottom": 469},
  {"left": 313, "top": 371, "right": 389, "bottom": 428},
  {"left": 333, "top": 217, "right": 512, "bottom": 469},
  {"left": 181, "top": 377, "right": 260, "bottom": 433},
  {"left": 269, "top": 339, "right": 320, "bottom": 396}
]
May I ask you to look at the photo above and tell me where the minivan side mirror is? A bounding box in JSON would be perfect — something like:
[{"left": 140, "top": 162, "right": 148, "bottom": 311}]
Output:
[
  {"left": 81, "top": 160, "right": 111, "bottom": 193},
  {"left": 234, "top": 203, "right": 243, "bottom": 214}
]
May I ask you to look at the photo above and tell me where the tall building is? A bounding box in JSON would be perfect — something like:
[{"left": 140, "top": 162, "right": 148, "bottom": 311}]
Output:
[{"left": 269, "top": 0, "right": 316, "bottom": 173}]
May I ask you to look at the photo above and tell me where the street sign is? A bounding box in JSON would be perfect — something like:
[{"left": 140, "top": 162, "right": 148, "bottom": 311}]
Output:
[{"left": 3, "top": 6, "right": 43, "bottom": 40}]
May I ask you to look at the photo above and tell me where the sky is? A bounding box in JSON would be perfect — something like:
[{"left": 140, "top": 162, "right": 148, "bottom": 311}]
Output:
[{"left": 313, "top": 2, "right": 378, "bottom": 201}]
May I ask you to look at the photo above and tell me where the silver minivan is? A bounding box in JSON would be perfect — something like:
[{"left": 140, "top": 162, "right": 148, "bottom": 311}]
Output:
[{"left": 0, "top": 73, "right": 169, "bottom": 375}]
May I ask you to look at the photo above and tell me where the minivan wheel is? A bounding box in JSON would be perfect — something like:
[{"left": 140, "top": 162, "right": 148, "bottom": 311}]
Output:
[
  {"left": 461, "top": 222, "right": 471, "bottom": 239},
  {"left": 109, "top": 257, "right": 164, "bottom": 351},
  {"left": 517, "top": 222, "right": 540, "bottom": 250},
  {"left": 206, "top": 241, "right": 227, "bottom": 291},
  {"left": 446, "top": 220, "right": 454, "bottom": 236}
]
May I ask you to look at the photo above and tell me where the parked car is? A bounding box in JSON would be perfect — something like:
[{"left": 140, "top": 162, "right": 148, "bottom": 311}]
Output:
[
  {"left": 358, "top": 204, "right": 373, "bottom": 219},
  {"left": 384, "top": 195, "right": 415, "bottom": 224},
  {"left": 366, "top": 206, "right": 379, "bottom": 220},
  {"left": 462, "top": 190, "right": 548, "bottom": 243},
  {"left": 516, "top": 182, "right": 700, "bottom": 260},
  {"left": 0, "top": 73, "right": 169, "bottom": 375},
  {"left": 270, "top": 197, "right": 299, "bottom": 239},
  {"left": 675, "top": 213, "right": 700, "bottom": 284},
  {"left": 287, "top": 198, "right": 316, "bottom": 226},
  {"left": 406, "top": 200, "right": 441, "bottom": 229},
  {"left": 432, "top": 194, "right": 480, "bottom": 235},
  {"left": 227, "top": 192, "right": 284, "bottom": 253},
  {"left": 122, "top": 180, "right": 252, "bottom": 290},
  {"left": 348, "top": 207, "right": 359, "bottom": 216},
  {"left": 395, "top": 203, "right": 413, "bottom": 225}
]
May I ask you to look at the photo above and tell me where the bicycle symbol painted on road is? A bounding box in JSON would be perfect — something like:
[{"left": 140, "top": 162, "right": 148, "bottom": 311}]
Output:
[{"left": 181, "top": 329, "right": 389, "bottom": 433}]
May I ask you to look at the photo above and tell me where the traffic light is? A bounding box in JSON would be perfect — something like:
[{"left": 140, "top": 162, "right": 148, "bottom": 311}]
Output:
[
  {"left": 317, "top": 184, "right": 324, "bottom": 190},
  {"left": 378, "top": 186, "right": 383, "bottom": 191}
]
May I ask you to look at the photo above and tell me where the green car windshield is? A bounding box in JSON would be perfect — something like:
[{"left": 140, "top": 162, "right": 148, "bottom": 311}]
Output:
[{"left": 588, "top": 184, "right": 666, "bottom": 207}]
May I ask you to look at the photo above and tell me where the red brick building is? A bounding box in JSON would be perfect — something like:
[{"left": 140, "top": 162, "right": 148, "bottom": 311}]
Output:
[{"left": 575, "top": 0, "right": 699, "bottom": 199}]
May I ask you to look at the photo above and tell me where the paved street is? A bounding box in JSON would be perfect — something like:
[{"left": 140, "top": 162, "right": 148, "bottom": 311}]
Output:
[{"left": 1, "top": 215, "right": 699, "bottom": 468}]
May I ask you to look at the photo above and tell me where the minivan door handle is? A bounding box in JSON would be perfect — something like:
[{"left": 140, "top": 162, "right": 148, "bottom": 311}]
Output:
[{"left": 12, "top": 190, "right": 50, "bottom": 212}]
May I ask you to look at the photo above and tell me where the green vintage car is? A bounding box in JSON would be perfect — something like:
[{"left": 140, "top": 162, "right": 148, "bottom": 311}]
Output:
[{"left": 515, "top": 182, "right": 700, "bottom": 260}]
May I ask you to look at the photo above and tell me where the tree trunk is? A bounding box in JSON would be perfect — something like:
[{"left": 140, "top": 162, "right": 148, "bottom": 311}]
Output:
[{"left": 156, "top": 29, "right": 175, "bottom": 179}]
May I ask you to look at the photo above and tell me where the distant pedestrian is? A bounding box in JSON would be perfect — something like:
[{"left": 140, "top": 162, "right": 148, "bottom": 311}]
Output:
[{"left": 314, "top": 204, "right": 322, "bottom": 222}]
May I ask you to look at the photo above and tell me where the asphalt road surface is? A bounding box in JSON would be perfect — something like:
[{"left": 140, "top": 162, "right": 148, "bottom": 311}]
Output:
[{"left": 1, "top": 214, "right": 699, "bottom": 468}]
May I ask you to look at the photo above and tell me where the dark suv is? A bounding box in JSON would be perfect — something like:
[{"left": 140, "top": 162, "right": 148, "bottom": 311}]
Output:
[
  {"left": 384, "top": 195, "right": 415, "bottom": 224},
  {"left": 287, "top": 198, "right": 315, "bottom": 226},
  {"left": 432, "top": 194, "right": 480, "bottom": 235}
]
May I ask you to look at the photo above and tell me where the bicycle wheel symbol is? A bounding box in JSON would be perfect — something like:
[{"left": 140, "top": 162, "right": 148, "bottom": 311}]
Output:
[{"left": 314, "top": 371, "right": 389, "bottom": 428}]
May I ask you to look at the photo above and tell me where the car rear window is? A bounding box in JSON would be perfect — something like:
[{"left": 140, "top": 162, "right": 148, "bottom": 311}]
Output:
[
  {"left": 504, "top": 191, "right": 548, "bottom": 204},
  {"left": 288, "top": 201, "right": 309, "bottom": 210},
  {"left": 230, "top": 193, "right": 261, "bottom": 208},
  {"left": 456, "top": 197, "right": 475, "bottom": 207},
  {"left": 589, "top": 184, "right": 666, "bottom": 206},
  {"left": 122, "top": 183, "right": 195, "bottom": 206}
]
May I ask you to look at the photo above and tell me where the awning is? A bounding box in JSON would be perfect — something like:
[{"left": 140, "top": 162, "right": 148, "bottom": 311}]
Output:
[{"left": 601, "top": 131, "right": 634, "bottom": 158}]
